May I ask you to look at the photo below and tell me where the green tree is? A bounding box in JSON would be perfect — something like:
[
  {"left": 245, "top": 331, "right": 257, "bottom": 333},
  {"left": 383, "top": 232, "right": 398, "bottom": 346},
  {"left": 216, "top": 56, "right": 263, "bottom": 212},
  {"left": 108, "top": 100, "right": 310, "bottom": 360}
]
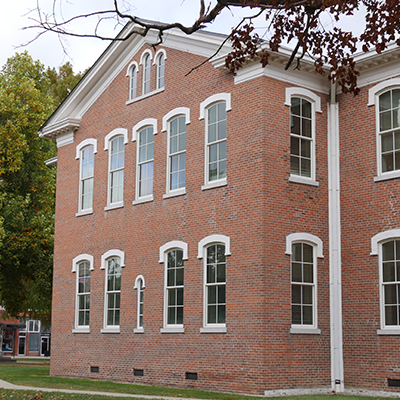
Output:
[
  {"left": 0, "top": 52, "right": 56, "bottom": 322},
  {"left": 47, "top": 62, "right": 84, "bottom": 106}
]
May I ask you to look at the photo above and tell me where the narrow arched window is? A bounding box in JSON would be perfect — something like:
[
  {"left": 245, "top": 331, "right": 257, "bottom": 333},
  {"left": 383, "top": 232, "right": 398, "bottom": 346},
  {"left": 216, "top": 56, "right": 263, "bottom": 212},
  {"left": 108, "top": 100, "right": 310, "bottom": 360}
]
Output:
[
  {"left": 77, "top": 261, "right": 91, "bottom": 327},
  {"left": 105, "top": 256, "right": 121, "bottom": 328},
  {"left": 157, "top": 53, "right": 165, "bottom": 89},
  {"left": 143, "top": 54, "right": 151, "bottom": 95},
  {"left": 168, "top": 116, "right": 186, "bottom": 191},
  {"left": 129, "top": 65, "right": 137, "bottom": 100},
  {"left": 109, "top": 136, "right": 124, "bottom": 205},
  {"left": 138, "top": 126, "right": 154, "bottom": 198},
  {"left": 166, "top": 249, "right": 184, "bottom": 326},
  {"left": 80, "top": 146, "right": 94, "bottom": 211}
]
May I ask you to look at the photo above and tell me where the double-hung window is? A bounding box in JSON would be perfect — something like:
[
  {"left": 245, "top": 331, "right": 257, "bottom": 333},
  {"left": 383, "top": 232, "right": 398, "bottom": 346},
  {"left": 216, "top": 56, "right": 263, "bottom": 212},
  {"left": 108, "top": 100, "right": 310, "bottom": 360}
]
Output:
[
  {"left": 169, "top": 116, "right": 186, "bottom": 192},
  {"left": 105, "top": 129, "right": 128, "bottom": 210},
  {"left": 138, "top": 127, "right": 154, "bottom": 198},
  {"left": 134, "top": 276, "right": 145, "bottom": 333},
  {"left": 101, "top": 250, "right": 125, "bottom": 333},
  {"left": 72, "top": 254, "right": 94, "bottom": 333},
  {"left": 76, "top": 139, "right": 97, "bottom": 216},
  {"left": 378, "top": 89, "right": 400, "bottom": 173},
  {"left": 198, "top": 234, "right": 231, "bottom": 333}
]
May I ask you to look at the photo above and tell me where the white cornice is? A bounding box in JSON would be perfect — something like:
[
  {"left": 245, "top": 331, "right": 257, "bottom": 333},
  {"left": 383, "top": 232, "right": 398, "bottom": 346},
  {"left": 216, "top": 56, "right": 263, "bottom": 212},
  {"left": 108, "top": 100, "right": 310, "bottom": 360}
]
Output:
[{"left": 40, "top": 118, "right": 81, "bottom": 140}]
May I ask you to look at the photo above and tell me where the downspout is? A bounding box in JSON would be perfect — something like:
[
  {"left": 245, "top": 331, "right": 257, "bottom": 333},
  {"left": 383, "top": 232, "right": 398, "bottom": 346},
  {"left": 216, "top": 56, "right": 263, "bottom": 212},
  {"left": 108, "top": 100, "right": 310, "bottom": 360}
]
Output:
[{"left": 328, "top": 80, "right": 344, "bottom": 392}]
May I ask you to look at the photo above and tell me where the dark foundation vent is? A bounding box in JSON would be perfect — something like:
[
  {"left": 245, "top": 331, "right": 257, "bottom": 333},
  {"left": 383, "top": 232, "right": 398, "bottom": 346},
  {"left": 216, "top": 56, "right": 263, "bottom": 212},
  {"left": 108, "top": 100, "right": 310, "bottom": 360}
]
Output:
[
  {"left": 186, "top": 372, "right": 198, "bottom": 380},
  {"left": 388, "top": 379, "right": 400, "bottom": 387},
  {"left": 91, "top": 366, "right": 99, "bottom": 373},
  {"left": 134, "top": 369, "right": 144, "bottom": 376}
]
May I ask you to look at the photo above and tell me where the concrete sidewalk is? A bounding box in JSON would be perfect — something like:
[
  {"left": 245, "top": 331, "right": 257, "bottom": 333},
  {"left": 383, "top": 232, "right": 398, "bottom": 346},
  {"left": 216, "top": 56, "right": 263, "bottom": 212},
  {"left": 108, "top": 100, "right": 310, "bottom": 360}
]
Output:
[{"left": 0, "top": 379, "right": 198, "bottom": 399}]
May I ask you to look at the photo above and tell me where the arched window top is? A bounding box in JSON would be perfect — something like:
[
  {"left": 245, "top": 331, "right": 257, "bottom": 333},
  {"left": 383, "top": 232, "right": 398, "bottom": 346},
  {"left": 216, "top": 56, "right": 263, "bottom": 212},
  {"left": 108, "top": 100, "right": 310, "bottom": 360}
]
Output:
[
  {"left": 371, "top": 229, "right": 400, "bottom": 255},
  {"left": 72, "top": 254, "right": 94, "bottom": 272},
  {"left": 76, "top": 139, "right": 97, "bottom": 159},
  {"left": 199, "top": 93, "right": 232, "bottom": 120},
  {"left": 100, "top": 249, "right": 125, "bottom": 269},
  {"left": 153, "top": 49, "right": 167, "bottom": 65},
  {"left": 159, "top": 241, "right": 188, "bottom": 263},
  {"left": 285, "top": 232, "right": 324, "bottom": 258},
  {"left": 104, "top": 128, "right": 128, "bottom": 150},
  {"left": 198, "top": 234, "right": 231, "bottom": 259},
  {"left": 162, "top": 107, "right": 191, "bottom": 132},
  {"left": 126, "top": 61, "right": 139, "bottom": 77},
  {"left": 284, "top": 87, "right": 322, "bottom": 113},
  {"left": 132, "top": 118, "right": 158, "bottom": 141},
  {"left": 368, "top": 78, "right": 400, "bottom": 106},
  {"left": 134, "top": 274, "right": 146, "bottom": 289},
  {"left": 140, "top": 49, "right": 153, "bottom": 65}
]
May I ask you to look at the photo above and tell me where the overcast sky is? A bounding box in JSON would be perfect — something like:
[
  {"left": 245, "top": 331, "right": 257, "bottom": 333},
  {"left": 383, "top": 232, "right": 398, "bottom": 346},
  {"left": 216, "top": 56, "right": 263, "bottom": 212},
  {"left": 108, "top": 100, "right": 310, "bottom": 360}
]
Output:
[{"left": 0, "top": 1, "right": 367, "bottom": 74}]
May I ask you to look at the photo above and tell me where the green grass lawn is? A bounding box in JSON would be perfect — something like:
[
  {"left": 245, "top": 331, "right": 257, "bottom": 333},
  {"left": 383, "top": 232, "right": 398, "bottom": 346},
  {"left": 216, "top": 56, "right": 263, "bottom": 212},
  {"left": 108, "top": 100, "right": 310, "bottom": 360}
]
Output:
[{"left": 0, "top": 361, "right": 389, "bottom": 400}]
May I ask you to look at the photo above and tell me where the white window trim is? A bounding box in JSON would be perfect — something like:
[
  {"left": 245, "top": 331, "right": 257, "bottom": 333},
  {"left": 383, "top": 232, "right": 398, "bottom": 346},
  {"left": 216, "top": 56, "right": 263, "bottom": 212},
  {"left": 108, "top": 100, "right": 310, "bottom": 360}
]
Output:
[
  {"left": 371, "top": 229, "right": 400, "bottom": 333},
  {"left": 286, "top": 232, "right": 323, "bottom": 333},
  {"left": 162, "top": 108, "right": 190, "bottom": 196},
  {"left": 139, "top": 49, "right": 153, "bottom": 66},
  {"left": 100, "top": 249, "right": 125, "bottom": 333},
  {"left": 132, "top": 119, "right": 157, "bottom": 204},
  {"left": 200, "top": 94, "right": 231, "bottom": 187},
  {"left": 285, "top": 87, "right": 321, "bottom": 185},
  {"left": 76, "top": 139, "right": 97, "bottom": 216},
  {"left": 104, "top": 128, "right": 128, "bottom": 209},
  {"left": 369, "top": 79, "right": 400, "bottom": 180},
  {"left": 72, "top": 254, "right": 94, "bottom": 333},
  {"left": 159, "top": 241, "right": 188, "bottom": 332},
  {"left": 140, "top": 50, "right": 153, "bottom": 96},
  {"left": 126, "top": 61, "right": 139, "bottom": 101},
  {"left": 154, "top": 49, "right": 167, "bottom": 90},
  {"left": 134, "top": 275, "right": 145, "bottom": 333},
  {"left": 126, "top": 61, "right": 140, "bottom": 77},
  {"left": 198, "top": 235, "right": 231, "bottom": 332}
]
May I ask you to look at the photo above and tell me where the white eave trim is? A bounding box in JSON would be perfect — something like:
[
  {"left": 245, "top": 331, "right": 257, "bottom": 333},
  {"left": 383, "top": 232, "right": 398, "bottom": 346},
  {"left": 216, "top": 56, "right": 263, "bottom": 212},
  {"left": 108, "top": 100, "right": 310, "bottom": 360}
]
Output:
[{"left": 39, "top": 118, "right": 81, "bottom": 140}]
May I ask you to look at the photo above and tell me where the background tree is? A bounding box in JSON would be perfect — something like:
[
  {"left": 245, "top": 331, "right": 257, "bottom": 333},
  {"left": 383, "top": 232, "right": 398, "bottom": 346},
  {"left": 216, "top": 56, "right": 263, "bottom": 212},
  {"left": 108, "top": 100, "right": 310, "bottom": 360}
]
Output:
[
  {"left": 28, "top": 0, "right": 400, "bottom": 95},
  {"left": 0, "top": 52, "right": 82, "bottom": 322}
]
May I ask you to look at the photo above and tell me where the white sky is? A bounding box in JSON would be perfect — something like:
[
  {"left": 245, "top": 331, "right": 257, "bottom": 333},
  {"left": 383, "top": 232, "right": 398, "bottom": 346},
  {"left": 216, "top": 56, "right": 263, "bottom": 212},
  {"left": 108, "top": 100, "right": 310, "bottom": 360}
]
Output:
[{"left": 0, "top": 1, "right": 367, "bottom": 74}]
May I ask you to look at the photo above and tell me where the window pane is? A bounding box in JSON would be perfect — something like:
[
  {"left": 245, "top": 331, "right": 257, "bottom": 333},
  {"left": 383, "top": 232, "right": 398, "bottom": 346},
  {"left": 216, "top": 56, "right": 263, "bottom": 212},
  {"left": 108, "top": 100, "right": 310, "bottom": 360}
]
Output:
[
  {"left": 218, "top": 305, "right": 226, "bottom": 324},
  {"left": 292, "top": 243, "right": 302, "bottom": 261},
  {"left": 292, "top": 284, "right": 301, "bottom": 304},
  {"left": 219, "top": 160, "right": 227, "bottom": 179},
  {"left": 176, "top": 268, "right": 184, "bottom": 286},
  {"left": 179, "top": 132, "right": 186, "bottom": 152},
  {"left": 217, "top": 245, "right": 225, "bottom": 263},
  {"left": 168, "top": 307, "right": 175, "bottom": 325},
  {"left": 168, "top": 289, "right": 176, "bottom": 305},
  {"left": 291, "top": 98, "right": 301, "bottom": 116},
  {"left": 302, "top": 99, "right": 312, "bottom": 119},
  {"left": 303, "top": 305, "right": 313, "bottom": 325},
  {"left": 207, "top": 265, "right": 216, "bottom": 284},
  {"left": 303, "top": 244, "right": 313, "bottom": 262},
  {"left": 291, "top": 156, "right": 300, "bottom": 175},
  {"left": 385, "top": 284, "right": 397, "bottom": 305},
  {"left": 209, "top": 144, "right": 218, "bottom": 162},
  {"left": 380, "top": 111, "right": 392, "bottom": 131},
  {"left": 217, "top": 264, "right": 226, "bottom": 283},
  {"left": 209, "top": 163, "right": 218, "bottom": 181},
  {"left": 301, "top": 139, "right": 311, "bottom": 158},
  {"left": 218, "top": 285, "right": 226, "bottom": 303},
  {"left": 292, "top": 305, "right": 301, "bottom": 324},
  {"left": 291, "top": 115, "right": 301, "bottom": 135},
  {"left": 301, "top": 158, "right": 311, "bottom": 177},
  {"left": 208, "top": 105, "right": 217, "bottom": 124},
  {"left": 292, "top": 263, "right": 302, "bottom": 282},
  {"left": 171, "top": 154, "right": 179, "bottom": 172},
  {"left": 380, "top": 91, "right": 391, "bottom": 111},
  {"left": 303, "top": 286, "right": 313, "bottom": 304},
  {"left": 208, "top": 286, "right": 216, "bottom": 304},
  {"left": 393, "top": 89, "right": 400, "bottom": 108},
  {"left": 208, "top": 123, "right": 216, "bottom": 143},
  {"left": 382, "top": 152, "right": 394, "bottom": 172},
  {"left": 218, "top": 102, "right": 227, "bottom": 120},
  {"left": 291, "top": 136, "right": 300, "bottom": 156},
  {"left": 385, "top": 305, "right": 398, "bottom": 325},
  {"left": 208, "top": 305, "right": 216, "bottom": 324},
  {"left": 383, "top": 262, "right": 396, "bottom": 282},
  {"left": 383, "top": 241, "right": 395, "bottom": 261},
  {"left": 207, "top": 245, "right": 216, "bottom": 263},
  {"left": 177, "top": 288, "right": 184, "bottom": 305},
  {"left": 303, "top": 264, "right": 313, "bottom": 283},
  {"left": 382, "top": 132, "right": 394, "bottom": 152},
  {"left": 217, "top": 120, "right": 227, "bottom": 140},
  {"left": 302, "top": 118, "right": 312, "bottom": 138},
  {"left": 219, "top": 141, "right": 227, "bottom": 160},
  {"left": 177, "top": 307, "right": 183, "bottom": 324}
]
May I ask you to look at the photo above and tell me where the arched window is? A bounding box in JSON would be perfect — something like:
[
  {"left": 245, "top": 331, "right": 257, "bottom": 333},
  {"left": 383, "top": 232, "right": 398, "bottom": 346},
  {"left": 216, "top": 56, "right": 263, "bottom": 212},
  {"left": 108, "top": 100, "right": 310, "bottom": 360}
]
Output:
[
  {"left": 143, "top": 53, "right": 151, "bottom": 95},
  {"left": 134, "top": 275, "right": 145, "bottom": 333},
  {"left": 72, "top": 254, "right": 94, "bottom": 333},
  {"left": 156, "top": 52, "right": 165, "bottom": 89},
  {"left": 129, "top": 64, "right": 137, "bottom": 100}
]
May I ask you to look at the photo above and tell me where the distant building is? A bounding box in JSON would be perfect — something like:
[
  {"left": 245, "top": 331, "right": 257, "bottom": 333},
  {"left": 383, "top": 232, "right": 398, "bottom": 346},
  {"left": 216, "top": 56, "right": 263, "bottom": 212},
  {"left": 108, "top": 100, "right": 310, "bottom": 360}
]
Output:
[{"left": 40, "top": 22, "right": 400, "bottom": 395}]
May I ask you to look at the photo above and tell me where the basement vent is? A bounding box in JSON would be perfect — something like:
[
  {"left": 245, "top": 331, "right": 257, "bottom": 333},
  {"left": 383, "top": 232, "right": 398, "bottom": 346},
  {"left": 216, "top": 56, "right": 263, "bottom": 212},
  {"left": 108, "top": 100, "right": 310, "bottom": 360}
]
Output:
[
  {"left": 91, "top": 366, "right": 99, "bottom": 373},
  {"left": 388, "top": 379, "right": 400, "bottom": 387},
  {"left": 186, "top": 372, "right": 198, "bottom": 380},
  {"left": 134, "top": 369, "right": 144, "bottom": 376}
]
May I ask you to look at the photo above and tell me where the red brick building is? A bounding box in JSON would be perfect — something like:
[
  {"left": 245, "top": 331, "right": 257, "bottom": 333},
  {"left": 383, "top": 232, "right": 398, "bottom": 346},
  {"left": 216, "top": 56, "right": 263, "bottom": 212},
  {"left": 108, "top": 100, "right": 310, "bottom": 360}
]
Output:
[{"left": 40, "top": 24, "right": 400, "bottom": 395}]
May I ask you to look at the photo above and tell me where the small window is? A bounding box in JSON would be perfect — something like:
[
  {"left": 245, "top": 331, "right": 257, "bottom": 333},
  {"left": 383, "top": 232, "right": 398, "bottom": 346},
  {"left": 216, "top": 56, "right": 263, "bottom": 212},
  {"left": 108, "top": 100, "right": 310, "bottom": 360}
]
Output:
[
  {"left": 206, "top": 102, "right": 227, "bottom": 183},
  {"left": 109, "top": 136, "right": 125, "bottom": 205},
  {"left": 105, "top": 257, "right": 121, "bottom": 328},
  {"left": 129, "top": 65, "right": 137, "bottom": 100},
  {"left": 290, "top": 97, "right": 313, "bottom": 178},
  {"left": 168, "top": 116, "right": 186, "bottom": 192},
  {"left": 134, "top": 276, "right": 145, "bottom": 331},
  {"left": 379, "top": 89, "right": 400, "bottom": 173},
  {"left": 77, "top": 261, "right": 91, "bottom": 327},
  {"left": 28, "top": 320, "right": 41, "bottom": 333},
  {"left": 138, "top": 127, "right": 154, "bottom": 199},
  {"left": 143, "top": 54, "right": 151, "bottom": 95},
  {"left": 291, "top": 242, "right": 315, "bottom": 326},
  {"left": 156, "top": 53, "right": 165, "bottom": 89}
]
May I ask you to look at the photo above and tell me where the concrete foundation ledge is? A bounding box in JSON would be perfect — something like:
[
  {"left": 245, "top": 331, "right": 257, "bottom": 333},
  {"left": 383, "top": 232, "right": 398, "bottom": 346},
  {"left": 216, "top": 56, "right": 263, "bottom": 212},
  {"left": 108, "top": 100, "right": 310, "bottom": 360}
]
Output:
[{"left": 264, "top": 388, "right": 332, "bottom": 397}]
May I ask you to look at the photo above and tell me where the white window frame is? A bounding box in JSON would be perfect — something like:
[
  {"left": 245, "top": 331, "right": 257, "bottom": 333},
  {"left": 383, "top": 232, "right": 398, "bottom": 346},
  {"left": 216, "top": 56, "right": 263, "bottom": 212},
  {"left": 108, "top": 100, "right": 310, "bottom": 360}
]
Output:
[
  {"left": 76, "top": 139, "right": 97, "bottom": 216},
  {"left": 134, "top": 275, "right": 146, "bottom": 333},
  {"left": 126, "top": 61, "right": 139, "bottom": 101},
  {"left": 72, "top": 254, "right": 94, "bottom": 333},
  {"left": 162, "top": 107, "right": 190, "bottom": 198},
  {"left": 368, "top": 79, "right": 400, "bottom": 182},
  {"left": 285, "top": 232, "right": 323, "bottom": 334},
  {"left": 371, "top": 229, "right": 400, "bottom": 334},
  {"left": 154, "top": 49, "right": 167, "bottom": 90},
  {"left": 199, "top": 94, "right": 231, "bottom": 190},
  {"left": 159, "top": 241, "right": 188, "bottom": 333},
  {"left": 100, "top": 249, "right": 125, "bottom": 333},
  {"left": 197, "top": 234, "right": 230, "bottom": 333},
  {"left": 285, "top": 87, "right": 321, "bottom": 187},
  {"left": 140, "top": 50, "right": 153, "bottom": 96},
  {"left": 104, "top": 128, "right": 128, "bottom": 211},
  {"left": 132, "top": 119, "right": 158, "bottom": 205}
]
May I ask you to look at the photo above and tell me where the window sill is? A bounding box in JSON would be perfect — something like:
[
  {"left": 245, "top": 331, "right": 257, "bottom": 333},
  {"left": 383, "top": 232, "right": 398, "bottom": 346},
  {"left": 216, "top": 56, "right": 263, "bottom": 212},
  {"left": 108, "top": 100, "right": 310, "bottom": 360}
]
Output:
[
  {"left": 201, "top": 179, "right": 227, "bottom": 191},
  {"left": 290, "top": 327, "right": 321, "bottom": 334},
  {"left": 100, "top": 327, "right": 120, "bottom": 334},
  {"left": 377, "top": 329, "right": 400, "bottom": 335},
  {"left": 289, "top": 175, "right": 319, "bottom": 187},
  {"left": 163, "top": 189, "right": 186, "bottom": 199},
  {"left": 72, "top": 328, "right": 90, "bottom": 334},
  {"left": 160, "top": 327, "right": 185, "bottom": 333},
  {"left": 104, "top": 202, "right": 124, "bottom": 211},
  {"left": 75, "top": 209, "right": 93, "bottom": 217},
  {"left": 126, "top": 87, "right": 165, "bottom": 105},
  {"left": 200, "top": 327, "right": 227, "bottom": 333},
  {"left": 132, "top": 195, "right": 154, "bottom": 206},
  {"left": 374, "top": 170, "right": 400, "bottom": 182},
  {"left": 134, "top": 328, "right": 144, "bottom": 334}
]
